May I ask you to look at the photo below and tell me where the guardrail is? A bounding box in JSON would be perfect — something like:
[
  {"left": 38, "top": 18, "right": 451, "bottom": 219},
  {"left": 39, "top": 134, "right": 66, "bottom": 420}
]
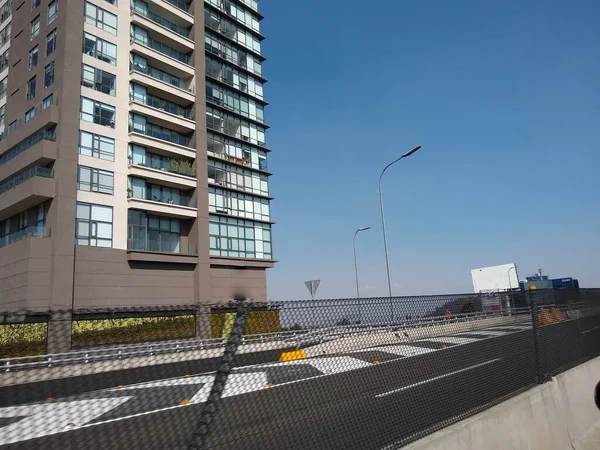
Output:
[{"left": 0, "top": 308, "right": 541, "bottom": 373}]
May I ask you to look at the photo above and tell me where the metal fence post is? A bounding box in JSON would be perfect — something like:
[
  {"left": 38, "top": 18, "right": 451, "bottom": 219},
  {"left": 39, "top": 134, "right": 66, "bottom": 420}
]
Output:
[
  {"left": 188, "top": 298, "right": 251, "bottom": 450},
  {"left": 529, "top": 292, "right": 544, "bottom": 384}
]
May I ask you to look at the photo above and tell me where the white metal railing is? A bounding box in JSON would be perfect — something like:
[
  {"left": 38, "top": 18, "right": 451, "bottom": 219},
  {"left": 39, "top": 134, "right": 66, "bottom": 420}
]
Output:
[{"left": 0, "top": 307, "right": 542, "bottom": 372}]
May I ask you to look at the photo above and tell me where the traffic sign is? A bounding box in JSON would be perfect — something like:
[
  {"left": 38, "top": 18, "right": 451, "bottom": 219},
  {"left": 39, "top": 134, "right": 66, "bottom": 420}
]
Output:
[{"left": 305, "top": 280, "right": 320, "bottom": 299}]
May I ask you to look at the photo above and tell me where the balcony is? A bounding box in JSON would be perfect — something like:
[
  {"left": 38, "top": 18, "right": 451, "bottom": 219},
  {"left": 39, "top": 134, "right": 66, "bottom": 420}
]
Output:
[
  {"left": 0, "top": 129, "right": 56, "bottom": 182},
  {"left": 132, "top": 3, "right": 191, "bottom": 39},
  {"left": 127, "top": 189, "right": 197, "bottom": 219},
  {"left": 129, "top": 123, "right": 192, "bottom": 147},
  {"left": 131, "top": 41, "right": 193, "bottom": 80},
  {"left": 129, "top": 62, "right": 195, "bottom": 103},
  {"left": 0, "top": 167, "right": 54, "bottom": 221},
  {"left": 128, "top": 163, "right": 196, "bottom": 190},
  {"left": 0, "top": 226, "right": 49, "bottom": 250},
  {"left": 130, "top": 94, "right": 195, "bottom": 132}
]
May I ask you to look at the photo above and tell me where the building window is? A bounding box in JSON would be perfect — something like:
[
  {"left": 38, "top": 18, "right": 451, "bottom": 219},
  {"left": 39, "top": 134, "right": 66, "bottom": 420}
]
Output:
[
  {"left": 0, "top": 77, "right": 7, "bottom": 100},
  {"left": 128, "top": 210, "right": 181, "bottom": 253},
  {"left": 48, "top": 0, "right": 58, "bottom": 23},
  {"left": 0, "top": 105, "right": 5, "bottom": 126},
  {"left": 209, "top": 215, "right": 272, "bottom": 259},
  {"left": 42, "top": 94, "right": 54, "bottom": 109},
  {"left": 44, "top": 63, "right": 54, "bottom": 88},
  {"left": 32, "top": 0, "right": 41, "bottom": 9},
  {"left": 25, "top": 108, "right": 35, "bottom": 122},
  {"left": 46, "top": 30, "right": 57, "bottom": 55},
  {"left": 209, "top": 187, "right": 270, "bottom": 222},
  {"left": 83, "top": 32, "right": 117, "bottom": 65},
  {"left": 81, "top": 64, "right": 116, "bottom": 96},
  {"left": 80, "top": 96, "right": 115, "bottom": 127},
  {"left": 31, "top": 16, "right": 40, "bottom": 40},
  {"left": 78, "top": 165, "right": 114, "bottom": 195},
  {"left": 29, "top": 46, "right": 39, "bottom": 70},
  {"left": 84, "top": 2, "right": 117, "bottom": 35},
  {"left": 18, "top": 211, "right": 28, "bottom": 231},
  {"left": 76, "top": 202, "right": 113, "bottom": 247},
  {"left": 27, "top": 77, "right": 36, "bottom": 100},
  {"left": 36, "top": 203, "right": 49, "bottom": 234},
  {"left": 79, "top": 130, "right": 115, "bottom": 161}
]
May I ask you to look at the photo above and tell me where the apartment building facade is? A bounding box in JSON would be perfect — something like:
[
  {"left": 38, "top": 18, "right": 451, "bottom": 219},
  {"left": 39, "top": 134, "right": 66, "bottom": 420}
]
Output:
[{"left": 0, "top": 0, "right": 274, "bottom": 350}]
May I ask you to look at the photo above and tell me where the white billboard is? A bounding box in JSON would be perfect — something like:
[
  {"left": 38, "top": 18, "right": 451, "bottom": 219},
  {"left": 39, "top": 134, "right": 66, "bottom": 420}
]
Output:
[{"left": 471, "top": 263, "right": 518, "bottom": 293}]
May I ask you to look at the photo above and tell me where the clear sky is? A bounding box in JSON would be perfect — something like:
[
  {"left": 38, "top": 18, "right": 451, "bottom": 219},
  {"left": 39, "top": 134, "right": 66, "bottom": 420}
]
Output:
[{"left": 259, "top": 0, "right": 600, "bottom": 300}]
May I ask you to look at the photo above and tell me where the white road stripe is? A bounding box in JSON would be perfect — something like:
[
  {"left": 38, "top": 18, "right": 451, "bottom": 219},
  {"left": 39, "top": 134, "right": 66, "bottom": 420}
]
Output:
[
  {"left": 0, "top": 398, "right": 132, "bottom": 445},
  {"left": 581, "top": 325, "right": 600, "bottom": 334},
  {"left": 419, "top": 336, "right": 482, "bottom": 345},
  {"left": 375, "top": 358, "right": 502, "bottom": 398},
  {"left": 263, "top": 356, "right": 371, "bottom": 374},
  {"left": 457, "top": 330, "right": 509, "bottom": 336},
  {"left": 109, "top": 377, "right": 209, "bottom": 390},
  {"left": 367, "top": 345, "right": 437, "bottom": 357}
]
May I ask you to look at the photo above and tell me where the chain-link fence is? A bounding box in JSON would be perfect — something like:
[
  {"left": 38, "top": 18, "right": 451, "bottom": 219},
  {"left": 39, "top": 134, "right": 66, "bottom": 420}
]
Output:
[{"left": 1, "top": 288, "right": 599, "bottom": 449}]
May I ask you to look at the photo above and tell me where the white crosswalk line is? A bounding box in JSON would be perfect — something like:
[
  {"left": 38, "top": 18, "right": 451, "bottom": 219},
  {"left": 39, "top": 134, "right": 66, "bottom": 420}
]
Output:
[
  {"left": 0, "top": 398, "right": 132, "bottom": 445},
  {"left": 372, "top": 345, "right": 437, "bottom": 357},
  {"left": 420, "top": 336, "right": 481, "bottom": 345},
  {"left": 458, "top": 330, "right": 509, "bottom": 336}
]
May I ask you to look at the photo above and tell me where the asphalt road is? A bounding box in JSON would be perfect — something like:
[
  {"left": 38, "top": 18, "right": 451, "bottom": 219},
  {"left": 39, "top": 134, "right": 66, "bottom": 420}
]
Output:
[{"left": 3, "top": 315, "right": 599, "bottom": 450}]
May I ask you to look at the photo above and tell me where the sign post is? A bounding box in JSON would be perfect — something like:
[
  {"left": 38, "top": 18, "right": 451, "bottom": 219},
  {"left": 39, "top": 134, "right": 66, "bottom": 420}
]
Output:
[{"left": 304, "top": 280, "right": 320, "bottom": 300}]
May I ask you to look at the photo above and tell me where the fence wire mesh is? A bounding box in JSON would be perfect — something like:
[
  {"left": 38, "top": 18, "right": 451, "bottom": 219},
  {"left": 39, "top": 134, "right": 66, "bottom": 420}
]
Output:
[{"left": 0, "top": 288, "right": 599, "bottom": 449}]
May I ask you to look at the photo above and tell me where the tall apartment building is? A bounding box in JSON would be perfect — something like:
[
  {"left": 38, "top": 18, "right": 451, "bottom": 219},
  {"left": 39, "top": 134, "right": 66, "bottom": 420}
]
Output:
[{"left": 0, "top": 0, "right": 273, "bottom": 351}]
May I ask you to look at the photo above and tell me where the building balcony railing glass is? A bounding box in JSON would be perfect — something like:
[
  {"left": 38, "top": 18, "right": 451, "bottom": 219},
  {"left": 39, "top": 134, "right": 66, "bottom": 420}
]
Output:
[
  {"left": 131, "top": 35, "right": 191, "bottom": 64},
  {"left": 129, "top": 122, "right": 191, "bottom": 147},
  {"left": 131, "top": 93, "right": 193, "bottom": 119},
  {"left": 0, "top": 225, "right": 48, "bottom": 249},
  {"left": 132, "top": 3, "right": 191, "bottom": 38},
  {"left": 129, "top": 154, "right": 196, "bottom": 177},
  {"left": 129, "top": 62, "right": 193, "bottom": 92},
  {"left": 0, "top": 128, "right": 55, "bottom": 167},
  {"left": 0, "top": 166, "right": 53, "bottom": 195},
  {"left": 128, "top": 224, "right": 197, "bottom": 254},
  {"left": 164, "top": 0, "right": 190, "bottom": 13},
  {"left": 127, "top": 187, "right": 196, "bottom": 208}
]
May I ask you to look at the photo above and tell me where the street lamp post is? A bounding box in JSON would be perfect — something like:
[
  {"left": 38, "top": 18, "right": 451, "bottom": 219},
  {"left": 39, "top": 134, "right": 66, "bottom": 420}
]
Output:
[
  {"left": 507, "top": 265, "right": 517, "bottom": 313},
  {"left": 353, "top": 227, "right": 371, "bottom": 299},
  {"left": 353, "top": 227, "right": 371, "bottom": 323},
  {"left": 379, "top": 146, "right": 422, "bottom": 324}
]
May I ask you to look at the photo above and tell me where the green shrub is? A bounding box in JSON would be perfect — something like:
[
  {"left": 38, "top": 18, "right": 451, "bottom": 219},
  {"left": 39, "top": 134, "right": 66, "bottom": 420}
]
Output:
[
  {"left": 71, "top": 316, "right": 196, "bottom": 347},
  {"left": 0, "top": 323, "right": 47, "bottom": 358}
]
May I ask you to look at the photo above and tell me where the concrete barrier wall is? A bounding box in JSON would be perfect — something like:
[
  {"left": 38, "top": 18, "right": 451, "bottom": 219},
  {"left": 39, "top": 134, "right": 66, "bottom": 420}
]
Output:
[{"left": 403, "top": 356, "right": 600, "bottom": 450}]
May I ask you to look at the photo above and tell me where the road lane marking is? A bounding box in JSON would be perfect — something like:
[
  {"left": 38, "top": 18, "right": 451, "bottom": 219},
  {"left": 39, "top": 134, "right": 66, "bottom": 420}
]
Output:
[
  {"left": 375, "top": 358, "right": 502, "bottom": 398},
  {"left": 419, "top": 337, "right": 481, "bottom": 345},
  {"left": 457, "top": 330, "right": 509, "bottom": 336},
  {"left": 358, "top": 345, "right": 437, "bottom": 357},
  {"left": 581, "top": 325, "right": 600, "bottom": 334}
]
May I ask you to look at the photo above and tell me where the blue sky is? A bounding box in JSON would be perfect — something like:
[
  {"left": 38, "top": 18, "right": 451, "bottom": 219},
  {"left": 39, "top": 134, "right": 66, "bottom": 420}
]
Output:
[{"left": 259, "top": 0, "right": 600, "bottom": 300}]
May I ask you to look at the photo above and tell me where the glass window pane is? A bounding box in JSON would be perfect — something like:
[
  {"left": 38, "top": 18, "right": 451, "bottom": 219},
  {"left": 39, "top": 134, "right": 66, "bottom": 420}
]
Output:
[
  {"left": 76, "top": 203, "right": 90, "bottom": 219},
  {"left": 96, "top": 222, "right": 112, "bottom": 239},
  {"left": 77, "top": 221, "right": 90, "bottom": 237},
  {"left": 91, "top": 204, "right": 112, "bottom": 222}
]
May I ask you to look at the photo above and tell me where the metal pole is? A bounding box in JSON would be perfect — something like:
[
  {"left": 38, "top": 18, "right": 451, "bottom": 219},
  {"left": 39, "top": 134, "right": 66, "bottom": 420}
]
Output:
[
  {"left": 379, "top": 146, "right": 421, "bottom": 324},
  {"left": 354, "top": 227, "right": 370, "bottom": 324}
]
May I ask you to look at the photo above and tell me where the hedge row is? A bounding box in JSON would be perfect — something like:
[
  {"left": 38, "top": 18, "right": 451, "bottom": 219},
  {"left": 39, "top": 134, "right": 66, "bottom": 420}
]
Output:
[{"left": 1, "top": 310, "right": 280, "bottom": 358}]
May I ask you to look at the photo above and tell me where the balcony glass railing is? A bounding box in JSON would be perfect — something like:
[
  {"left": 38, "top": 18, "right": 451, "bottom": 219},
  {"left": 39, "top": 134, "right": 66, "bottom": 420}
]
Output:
[
  {"left": 0, "top": 166, "right": 53, "bottom": 195},
  {"left": 0, "top": 128, "right": 56, "bottom": 167},
  {"left": 0, "top": 225, "right": 48, "bottom": 249},
  {"left": 129, "top": 62, "right": 193, "bottom": 92},
  {"left": 131, "top": 93, "right": 193, "bottom": 119},
  {"left": 129, "top": 122, "right": 192, "bottom": 147},
  {"left": 128, "top": 187, "right": 196, "bottom": 208},
  {"left": 131, "top": 35, "right": 191, "bottom": 64},
  {"left": 129, "top": 155, "right": 196, "bottom": 177},
  {"left": 133, "top": 4, "right": 191, "bottom": 38},
  {"left": 164, "top": 0, "right": 190, "bottom": 13}
]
